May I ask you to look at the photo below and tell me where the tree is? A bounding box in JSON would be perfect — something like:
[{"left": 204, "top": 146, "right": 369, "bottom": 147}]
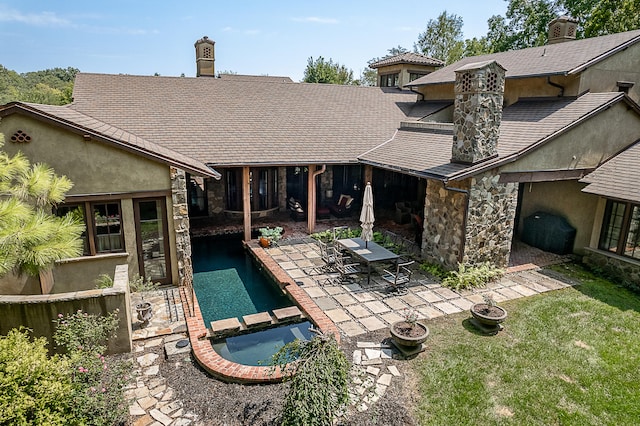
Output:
[
  {"left": 303, "top": 56, "right": 356, "bottom": 85},
  {"left": 560, "top": 0, "right": 640, "bottom": 37},
  {"left": 415, "top": 11, "right": 465, "bottom": 64},
  {"left": 0, "top": 66, "right": 78, "bottom": 105},
  {"left": 0, "top": 134, "right": 83, "bottom": 279}
]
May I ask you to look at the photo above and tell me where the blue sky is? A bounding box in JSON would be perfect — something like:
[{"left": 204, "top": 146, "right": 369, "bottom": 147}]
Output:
[{"left": 0, "top": 1, "right": 508, "bottom": 81}]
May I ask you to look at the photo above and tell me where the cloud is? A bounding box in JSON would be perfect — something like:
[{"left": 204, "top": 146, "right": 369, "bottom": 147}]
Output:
[
  {"left": 0, "top": 5, "right": 71, "bottom": 27},
  {"left": 291, "top": 16, "right": 338, "bottom": 24}
]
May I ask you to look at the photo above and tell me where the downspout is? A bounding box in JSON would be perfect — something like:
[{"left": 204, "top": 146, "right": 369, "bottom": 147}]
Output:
[
  {"left": 309, "top": 164, "right": 327, "bottom": 234},
  {"left": 547, "top": 76, "right": 565, "bottom": 97},
  {"left": 408, "top": 86, "right": 425, "bottom": 101},
  {"left": 443, "top": 181, "right": 469, "bottom": 264}
]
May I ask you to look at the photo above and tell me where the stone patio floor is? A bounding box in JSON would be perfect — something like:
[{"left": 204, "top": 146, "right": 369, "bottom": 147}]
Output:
[{"left": 125, "top": 238, "right": 575, "bottom": 425}]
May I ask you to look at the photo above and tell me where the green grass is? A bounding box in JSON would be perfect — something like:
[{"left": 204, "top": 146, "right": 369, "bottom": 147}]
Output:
[{"left": 414, "top": 263, "right": 640, "bottom": 425}]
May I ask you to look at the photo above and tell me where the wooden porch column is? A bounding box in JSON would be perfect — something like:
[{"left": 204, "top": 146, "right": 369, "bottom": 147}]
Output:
[
  {"left": 307, "top": 164, "right": 317, "bottom": 234},
  {"left": 364, "top": 165, "right": 373, "bottom": 186},
  {"left": 242, "top": 166, "right": 251, "bottom": 242}
]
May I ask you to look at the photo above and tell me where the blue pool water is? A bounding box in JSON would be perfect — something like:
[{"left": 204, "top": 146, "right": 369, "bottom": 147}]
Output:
[
  {"left": 191, "top": 237, "right": 293, "bottom": 325},
  {"left": 211, "top": 321, "right": 314, "bottom": 366}
]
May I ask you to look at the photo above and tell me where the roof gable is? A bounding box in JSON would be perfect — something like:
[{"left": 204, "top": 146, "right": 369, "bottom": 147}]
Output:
[
  {"left": 369, "top": 52, "right": 444, "bottom": 68},
  {"left": 0, "top": 102, "right": 220, "bottom": 178},
  {"left": 581, "top": 140, "right": 640, "bottom": 203}
]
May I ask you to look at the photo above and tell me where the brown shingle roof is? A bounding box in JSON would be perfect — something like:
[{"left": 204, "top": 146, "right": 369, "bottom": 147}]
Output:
[
  {"left": 407, "top": 29, "right": 640, "bottom": 86},
  {"left": 217, "top": 74, "right": 293, "bottom": 83},
  {"left": 581, "top": 141, "right": 640, "bottom": 203},
  {"left": 369, "top": 52, "right": 444, "bottom": 68},
  {"left": 359, "top": 92, "right": 624, "bottom": 180},
  {"left": 0, "top": 102, "right": 220, "bottom": 178},
  {"left": 70, "top": 73, "right": 417, "bottom": 166}
]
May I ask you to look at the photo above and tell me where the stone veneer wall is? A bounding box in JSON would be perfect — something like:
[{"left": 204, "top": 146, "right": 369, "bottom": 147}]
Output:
[
  {"left": 463, "top": 170, "right": 518, "bottom": 268},
  {"left": 207, "top": 174, "right": 225, "bottom": 217},
  {"left": 452, "top": 61, "right": 505, "bottom": 164},
  {"left": 277, "top": 166, "right": 287, "bottom": 211},
  {"left": 171, "top": 167, "right": 193, "bottom": 286},
  {"left": 422, "top": 179, "right": 468, "bottom": 268},
  {"left": 319, "top": 166, "right": 334, "bottom": 205},
  {"left": 583, "top": 248, "right": 640, "bottom": 290}
]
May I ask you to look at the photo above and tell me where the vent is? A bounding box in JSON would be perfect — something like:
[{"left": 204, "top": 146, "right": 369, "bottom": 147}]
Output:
[
  {"left": 487, "top": 72, "right": 498, "bottom": 92},
  {"left": 461, "top": 72, "right": 472, "bottom": 92},
  {"left": 10, "top": 130, "right": 31, "bottom": 143}
]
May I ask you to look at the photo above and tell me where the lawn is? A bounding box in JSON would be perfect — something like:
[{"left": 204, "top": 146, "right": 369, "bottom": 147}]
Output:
[{"left": 414, "top": 263, "right": 640, "bottom": 425}]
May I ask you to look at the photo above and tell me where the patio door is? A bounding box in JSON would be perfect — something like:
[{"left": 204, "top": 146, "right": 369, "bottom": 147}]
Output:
[{"left": 134, "top": 198, "right": 172, "bottom": 285}]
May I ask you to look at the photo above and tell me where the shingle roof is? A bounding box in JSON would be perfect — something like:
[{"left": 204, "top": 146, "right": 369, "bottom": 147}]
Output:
[
  {"left": 69, "top": 73, "right": 418, "bottom": 166},
  {"left": 407, "top": 29, "right": 640, "bottom": 86},
  {"left": 359, "top": 92, "right": 625, "bottom": 180},
  {"left": 369, "top": 52, "right": 444, "bottom": 68},
  {"left": 581, "top": 141, "right": 640, "bottom": 203},
  {"left": 0, "top": 102, "right": 220, "bottom": 178},
  {"left": 217, "top": 74, "right": 293, "bottom": 83}
]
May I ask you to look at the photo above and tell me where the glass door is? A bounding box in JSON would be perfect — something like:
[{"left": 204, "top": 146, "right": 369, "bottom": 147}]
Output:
[{"left": 134, "top": 198, "right": 171, "bottom": 284}]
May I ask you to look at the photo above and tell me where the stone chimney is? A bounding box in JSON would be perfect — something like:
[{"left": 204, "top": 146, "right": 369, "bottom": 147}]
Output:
[
  {"left": 452, "top": 60, "right": 505, "bottom": 164},
  {"left": 548, "top": 16, "right": 578, "bottom": 44},
  {"left": 195, "top": 36, "right": 215, "bottom": 77}
]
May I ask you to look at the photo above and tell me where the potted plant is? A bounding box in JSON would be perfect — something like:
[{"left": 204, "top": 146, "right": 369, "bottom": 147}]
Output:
[
  {"left": 258, "top": 226, "right": 283, "bottom": 247},
  {"left": 470, "top": 293, "right": 507, "bottom": 333},
  {"left": 129, "top": 274, "right": 159, "bottom": 324},
  {"left": 389, "top": 309, "right": 429, "bottom": 350}
]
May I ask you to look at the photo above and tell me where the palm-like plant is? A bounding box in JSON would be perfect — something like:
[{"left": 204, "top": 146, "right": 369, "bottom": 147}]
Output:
[{"left": 0, "top": 135, "right": 83, "bottom": 278}]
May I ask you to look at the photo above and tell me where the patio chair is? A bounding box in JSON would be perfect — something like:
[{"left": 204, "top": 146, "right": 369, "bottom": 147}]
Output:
[
  {"left": 334, "top": 254, "right": 361, "bottom": 283},
  {"left": 381, "top": 260, "right": 415, "bottom": 295},
  {"left": 318, "top": 240, "right": 337, "bottom": 272}
]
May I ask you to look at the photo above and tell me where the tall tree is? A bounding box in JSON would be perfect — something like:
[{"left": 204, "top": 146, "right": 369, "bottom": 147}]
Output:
[
  {"left": 0, "top": 134, "right": 83, "bottom": 280},
  {"left": 303, "top": 56, "right": 356, "bottom": 85},
  {"left": 561, "top": 0, "right": 640, "bottom": 37},
  {"left": 415, "top": 11, "right": 465, "bottom": 64},
  {"left": 0, "top": 66, "right": 78, "bottom": 105}
]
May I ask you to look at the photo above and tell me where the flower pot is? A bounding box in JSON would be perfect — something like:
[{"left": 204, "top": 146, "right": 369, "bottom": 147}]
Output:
[
  {"left": 259, "top": 237, "right": 271, "bottom": 248},
  {"left": 390, "top": 321, "right": 429, "bottom": 348},
  {"left": 470, "top": 303, "right": 507, "bottom": 326},
  {"left": 136, "top": 302, "right": 153, "bottom": 323}
]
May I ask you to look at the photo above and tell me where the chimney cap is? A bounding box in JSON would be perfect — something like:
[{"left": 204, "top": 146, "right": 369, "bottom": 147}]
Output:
[
  {"left": 194, "top": 36, "right": 215, "bottom": 47},
  {"left": 454, "top": 60, "right": 506, "bottom": 73},
  {"left": 549, "top": 15, "right": 578, "bottom": 25}
]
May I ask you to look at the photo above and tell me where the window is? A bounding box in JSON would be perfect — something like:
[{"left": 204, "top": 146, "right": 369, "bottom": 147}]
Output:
[
  {"left": 55, "top": 201, "right": 124, "bottom": 256},
  {"left": 226, "top": 168, "right": 279, "bottom": 211},
  {"left": 599, "top": 200, "right": 640, "bottom": 260},
  {"left": 380, "top": 73, "right": 399, "bottom": 87},
  {"left": 409, "top": 72, "right": 427, "bottom": 82}
]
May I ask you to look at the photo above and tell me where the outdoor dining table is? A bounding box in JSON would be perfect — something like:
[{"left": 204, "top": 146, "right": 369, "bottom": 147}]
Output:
[{"left": 336, "top": 237, "right": 400, "bottom": 284}]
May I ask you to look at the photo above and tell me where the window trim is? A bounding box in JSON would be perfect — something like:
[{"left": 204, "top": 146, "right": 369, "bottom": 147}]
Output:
[{"left": 599, "top": 199, "right": 640, "bottom": 260}]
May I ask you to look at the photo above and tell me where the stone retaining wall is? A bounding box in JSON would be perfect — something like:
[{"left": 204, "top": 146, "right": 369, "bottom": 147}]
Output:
[{"left": 583, "top": 248, "right": 640, "bottom": 290}]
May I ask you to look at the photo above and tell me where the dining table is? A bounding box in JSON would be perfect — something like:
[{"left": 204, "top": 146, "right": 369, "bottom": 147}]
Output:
[{"left": 335, "top": 237, "right": 400, "bottom": 284}]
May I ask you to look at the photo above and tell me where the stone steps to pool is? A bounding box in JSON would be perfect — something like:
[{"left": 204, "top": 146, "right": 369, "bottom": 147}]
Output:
[{"left": 209, "top": 306, "right": 304, "bottom": 338}]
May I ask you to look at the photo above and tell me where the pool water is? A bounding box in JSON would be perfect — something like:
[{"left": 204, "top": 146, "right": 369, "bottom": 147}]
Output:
[
  {"left": 211, "top": 321, "right": 314, "bottom": 366},
  {"left": 191, "top": 237, "right": 293, "bottom": 325}
]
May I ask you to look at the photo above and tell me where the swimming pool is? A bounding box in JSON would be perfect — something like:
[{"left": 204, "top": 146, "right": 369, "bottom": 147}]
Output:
[
  {"left": 211, "top": 321, "right": 314, "bottom": 366},
  {"left": 191, "top": 237, "right": 293, "bottom": 325}
]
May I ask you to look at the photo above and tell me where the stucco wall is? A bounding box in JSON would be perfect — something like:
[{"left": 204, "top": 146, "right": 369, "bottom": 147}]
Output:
[
  {"left": 1, "top": 115, "right": 171, "bottom": 194},
  {"left": 500, "top": 102, "right": 640, "bottom": 173},
  {"left": 0, "top": 265, "right": 132, "bottom": 354},
  {"left": 517, "top": 180, "right": 599, "bottom": 255},
  {"left": 580, "top": 42, "right": 640, "bottom": 104},
  {"left": 53, "top": 253, "right": 129, "bottom": 293}
]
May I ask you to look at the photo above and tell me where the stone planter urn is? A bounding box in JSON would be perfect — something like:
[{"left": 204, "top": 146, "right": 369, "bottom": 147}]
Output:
[
  {"left": 136, "top": 302, "right": 153, "bottom": 324},
  {"left": 470, "top": 303, "right": 507, "bottom": 333},
  {"left": 389, "top": 320, "right": 429, "bottom": 349}
]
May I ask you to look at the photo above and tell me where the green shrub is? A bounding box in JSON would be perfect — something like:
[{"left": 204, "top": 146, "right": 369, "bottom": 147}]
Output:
[
  {"left": 272, "top": 331, "right": 349, "bottom": 426},
  {"left": 441, "top": 261, "right": 505, "bottom": 291},
  {"left": 0, "top": 329, "right": 75, "bottom": 425},
  {"left": 94, "top": 273, "right": 114, "bottom": 289},
  {"left": 128, "top": 273, "right": 159, "bottom": 293},
  {"left": 419, "top": 261, "right": 449, "bottom": 280}
]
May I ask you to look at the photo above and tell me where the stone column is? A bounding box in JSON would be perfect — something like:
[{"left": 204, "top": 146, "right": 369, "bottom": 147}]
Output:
[
  {"left": 463, "top": 170, "right": 518, "bottom": 268},
  {"left": 170, "top": 167, "right": 192, "bottom": 287},
  {"left": 277, "top": 166, "right": 287, "bottom": 211}
]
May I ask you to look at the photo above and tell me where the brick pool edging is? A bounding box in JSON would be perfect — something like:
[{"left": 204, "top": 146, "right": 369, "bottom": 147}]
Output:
[{"left": 182, "top": 241, "right": 340, "bottom": 384}]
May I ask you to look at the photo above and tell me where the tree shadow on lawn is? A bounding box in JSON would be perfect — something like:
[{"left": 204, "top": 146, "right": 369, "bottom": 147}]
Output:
[{"left": 540, "top": 263, "right": 640, "bottom": 314}]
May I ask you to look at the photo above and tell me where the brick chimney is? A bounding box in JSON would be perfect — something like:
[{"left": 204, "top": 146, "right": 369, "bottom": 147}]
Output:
[
  {"left": 451, "top": 60, "right": 505, "bottom": 164},
  {"left": 548, "top": 16, "right": 578, "bottom": 44},
  {"left": 195, "top": 36, "right": 215, "bottom": 77}
]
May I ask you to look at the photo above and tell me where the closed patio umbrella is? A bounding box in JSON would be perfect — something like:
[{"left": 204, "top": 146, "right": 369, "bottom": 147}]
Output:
[{"left": 360, "top": 182, "right": 375, "bottom": 248}]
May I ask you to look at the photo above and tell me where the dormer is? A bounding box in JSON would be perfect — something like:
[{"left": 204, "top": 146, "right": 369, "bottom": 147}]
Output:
[{"left": 369, "top": 53, "right": 443, "bottom": 88}]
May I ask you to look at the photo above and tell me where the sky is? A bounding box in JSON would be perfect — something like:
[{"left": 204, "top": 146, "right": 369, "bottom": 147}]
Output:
[{"left": 0, "top": 1, "right": 508, "bottom": 82}]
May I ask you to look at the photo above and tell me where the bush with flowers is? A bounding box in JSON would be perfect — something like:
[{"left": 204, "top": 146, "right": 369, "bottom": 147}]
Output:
[{"left": 53, "top": 309, "right": 132, "bottom": 426}]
